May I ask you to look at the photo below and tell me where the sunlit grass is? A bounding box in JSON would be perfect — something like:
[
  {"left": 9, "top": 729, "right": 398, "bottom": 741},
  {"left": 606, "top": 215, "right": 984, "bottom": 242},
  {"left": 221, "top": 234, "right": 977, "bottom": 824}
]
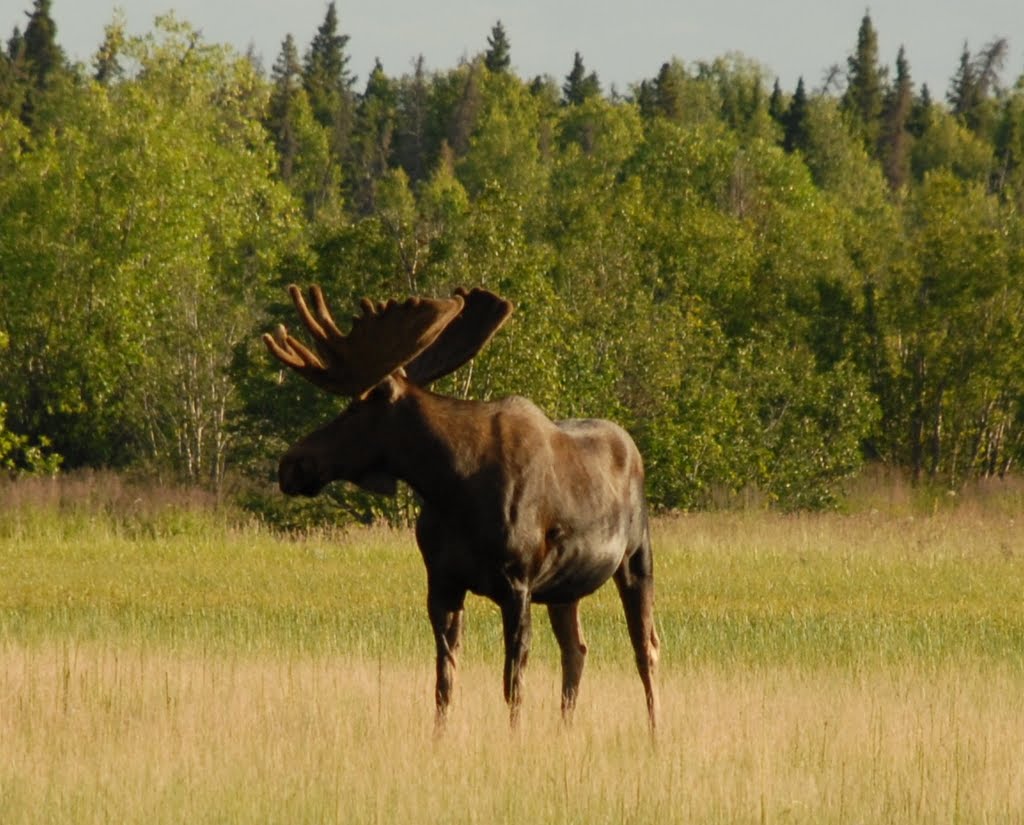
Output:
[
  {"left": 2, "top": 474, "right": 1024, "bottom": 822},
  {"left": 4, "top": 505, "right": 1021, "bottom": 669},
  {"left": 2, "top": 644, "right": 1022, "bottom": 824}
]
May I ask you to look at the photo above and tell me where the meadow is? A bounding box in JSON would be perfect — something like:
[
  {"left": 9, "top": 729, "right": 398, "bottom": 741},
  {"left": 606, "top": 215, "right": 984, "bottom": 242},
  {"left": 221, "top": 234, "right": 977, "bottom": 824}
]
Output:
[{"left": 1, "top": 473, "right": 1023, "bottom": 823}]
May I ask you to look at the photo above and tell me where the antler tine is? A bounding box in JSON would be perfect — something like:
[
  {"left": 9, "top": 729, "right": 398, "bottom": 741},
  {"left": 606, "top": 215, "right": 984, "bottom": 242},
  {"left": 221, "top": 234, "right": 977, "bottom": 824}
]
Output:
[
  {"left": 289, "top": 284, "right": 357, "bottom": 381},
  {"left": 263, "top": 322, "right": 328, "bottom": 370},
  {"left": 261, "top": 286, "right": 354, "bottom": 394},
  {"left": 288, "top": 284, "right": 328, "bottom": 341},
  {"left": 264, "top": 284, "right": 467, "bottom": 397},
  {"left": 309, "top": 285, "right": 346, "bottom": 340},
  {"left": 262, "top": 326, "right": 304, "bottom": 370}
]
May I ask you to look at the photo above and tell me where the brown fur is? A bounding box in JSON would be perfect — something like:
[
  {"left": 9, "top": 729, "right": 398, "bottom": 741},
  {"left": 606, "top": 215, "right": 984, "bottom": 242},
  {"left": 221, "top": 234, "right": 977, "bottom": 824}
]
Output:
[{"left": 267, "top": 287, "right": 659, "bottom": 732}]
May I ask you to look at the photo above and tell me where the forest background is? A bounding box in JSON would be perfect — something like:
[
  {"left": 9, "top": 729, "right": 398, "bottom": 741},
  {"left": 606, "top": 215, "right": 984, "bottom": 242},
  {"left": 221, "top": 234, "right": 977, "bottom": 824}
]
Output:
[{"left": 2, "top": 0, "right": 1023, "bottom": 523}]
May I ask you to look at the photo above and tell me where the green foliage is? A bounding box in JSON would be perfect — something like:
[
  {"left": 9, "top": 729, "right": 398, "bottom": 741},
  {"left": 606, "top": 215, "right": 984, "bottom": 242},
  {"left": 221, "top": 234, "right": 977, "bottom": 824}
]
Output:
[
  {"left": 0, "top": 333, "right": 61, "bottom": 476},
  {"left": 3, "top": 3, "right": 1024, "bottom": 520},
  {"left": 911, "top": 106, "right": 994, "bottom": 182},
  {"left": 0, "top": 404, "right": 61, "bottom": 477},
  {"left": 0, "top": 18, "right": 304, "bottom": 488}
]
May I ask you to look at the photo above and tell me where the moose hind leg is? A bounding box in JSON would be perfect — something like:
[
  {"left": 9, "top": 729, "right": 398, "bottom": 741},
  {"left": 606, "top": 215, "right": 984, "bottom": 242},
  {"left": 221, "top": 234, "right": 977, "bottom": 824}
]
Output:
[
  {"left": 614, "top": 539, "right": 660, "bottom": 734},
  {"left": 500, "top": 588, "right": 532, "bottom": 728},
  {"left": 547, "top": 601, "right": 588, "bottom": 724},
  {"left": 427, "top": 588, "right": 465, "bottom": 731}
]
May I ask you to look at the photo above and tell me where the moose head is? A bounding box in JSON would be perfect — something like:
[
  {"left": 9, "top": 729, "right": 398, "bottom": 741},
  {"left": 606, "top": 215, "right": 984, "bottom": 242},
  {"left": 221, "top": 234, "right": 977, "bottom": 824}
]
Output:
[
  {"left": 265, "top": 285, "right": 659, "bottom": 733},
  {"left": 263, "top": 285, "right": 512, "bottom": 498}
]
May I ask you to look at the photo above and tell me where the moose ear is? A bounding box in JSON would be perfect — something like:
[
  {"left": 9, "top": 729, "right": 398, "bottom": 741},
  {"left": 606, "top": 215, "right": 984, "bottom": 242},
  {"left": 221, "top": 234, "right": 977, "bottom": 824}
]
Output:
[{"left": 404, "top": 287, "right": 513, "bottom": 386}]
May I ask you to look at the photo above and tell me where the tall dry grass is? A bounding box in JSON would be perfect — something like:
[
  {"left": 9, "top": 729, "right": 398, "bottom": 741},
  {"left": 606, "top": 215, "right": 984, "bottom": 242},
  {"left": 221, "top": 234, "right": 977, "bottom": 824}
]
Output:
[
  {"left": 1, "top": 472, "right": 1023, "bottom": 822},
  {"left": 2, "top": 643, "right": 1022, "bottom": 824}
]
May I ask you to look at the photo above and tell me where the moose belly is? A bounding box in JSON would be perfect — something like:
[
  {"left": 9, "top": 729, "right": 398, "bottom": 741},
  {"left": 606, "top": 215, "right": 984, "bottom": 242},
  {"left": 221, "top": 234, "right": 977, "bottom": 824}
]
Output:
[{"left": 528, "top": 535, "right": 624, "bottom": 605}]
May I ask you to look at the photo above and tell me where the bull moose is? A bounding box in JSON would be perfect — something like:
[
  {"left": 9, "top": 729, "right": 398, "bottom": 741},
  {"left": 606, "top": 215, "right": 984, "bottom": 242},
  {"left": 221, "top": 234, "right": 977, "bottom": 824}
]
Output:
[{"left": 263, "top": 284, "right": 659, "bottom": 732}]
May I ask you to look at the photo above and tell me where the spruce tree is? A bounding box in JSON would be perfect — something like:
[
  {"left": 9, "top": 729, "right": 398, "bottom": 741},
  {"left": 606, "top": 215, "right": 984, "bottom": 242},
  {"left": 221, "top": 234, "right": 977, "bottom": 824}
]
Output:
[
  {"left": 974, "top": 38, "right": 1008, "bottom": 99},
  {"left": 950, "top": 38, "right": 1008, "bottom": 134},
  {"left": 351, "top": 58, "right": 398, "bottom": 213},
  {"left": 908, "top": 83, "right": 932, "bottom": 138},
  {"left": 635, "top": 78, "right": 657, "bottom": 120},
  {"left": 484, "top": 21, "right": 511, "bottom": 74},
  {"left": 768, "top": 78, "right": 786, "bottom": 124},
  {"left": 268, "top": 34, "right": 304, "bottom": 182},
  {"left": 448, "top": 61, "right": 482, "bottom": 154},
  {"left": 841, "top": 12, "right": 885, "bottom": 152},
  {"left": 652, "top": 60, "right": 687, "bottom": 121},
  {"left": 879, "top": 46, "right": 913, "bottom": 190},
  {"left": 303, "top": 2, "right": 356, "bottom": 165},
  {"left": 22, "top": 0, "right": 64, "bottom": 91},
  {"left": 782, "top": 77, "right": 810, "bottom": 154},
  {"left": 394, "top": 55, "right": 429, "bottom": 182},
  {"left": 948, "top": 42, "right": 980, "bottom": 125},
  {"left": 562, "top": 52, "right": 601, "bottom": 105},
  {"left": 17, "top": 0, "right": 65, "bottom": 127}
]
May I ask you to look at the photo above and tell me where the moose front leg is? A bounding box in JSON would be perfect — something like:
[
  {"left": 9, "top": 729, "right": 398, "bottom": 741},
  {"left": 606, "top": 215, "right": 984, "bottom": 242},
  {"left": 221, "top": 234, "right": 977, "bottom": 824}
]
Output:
[
  {"left": 427, "top": 587, "right": 465, "bottom": 731},
  {"left": 547, "top": 601, "right": 587, "bottom": 724},
  {"left": 500, "top": 588, "right": 532, "bottom": 728}
]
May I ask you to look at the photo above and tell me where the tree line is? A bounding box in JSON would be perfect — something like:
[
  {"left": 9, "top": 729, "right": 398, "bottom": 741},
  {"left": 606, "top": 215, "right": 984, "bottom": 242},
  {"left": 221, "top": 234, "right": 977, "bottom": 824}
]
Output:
[{"left": 1, "top": 0, "right": 1023, "bottom": 518}]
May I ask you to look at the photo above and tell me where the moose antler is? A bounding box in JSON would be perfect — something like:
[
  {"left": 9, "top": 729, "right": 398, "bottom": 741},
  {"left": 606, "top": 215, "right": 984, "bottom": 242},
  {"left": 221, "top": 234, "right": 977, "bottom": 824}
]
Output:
[
  {"left": 405, "top": 287, "right": 513, "bottom": 386},
  {"left": 263, "top": 284, "right": 465, "bottom": 397}
]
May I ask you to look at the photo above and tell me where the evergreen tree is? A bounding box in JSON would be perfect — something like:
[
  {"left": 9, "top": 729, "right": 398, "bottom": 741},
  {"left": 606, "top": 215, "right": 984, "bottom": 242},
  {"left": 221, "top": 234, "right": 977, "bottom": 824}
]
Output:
[
  {"left": 992, "top": 91, "right": 1024, "bottom": 196},
  {"left": 448, "top": 61, "right": 483, "bottom": 155},
  {"left": 879, "top": 46, "right": 913, "bottom": 190},
  {"left": 562, "top": 52, "right": 601, "bottom": 105},
  {"left": 528, "top": 74, "right": 560, "bottom": 109},
  {"left": 484, "top": 20, "right": 511, "bottom": 74},
  {"left": 18, "top": 0, "right": 66, "bottom": 127},
  {"left": 268, "top": 34, "right": 304, "bottom": 182},
  {"left": 949, "top": 38, "right": 1007, "bottom": 134},
  {"left": 266, "top": 33, "right": 342, "bottom": 223},
  {"left": 635, "top": 77, "right": 657, "bottom": 119},
  {"left": 22, "top": 0, "right": 64, "bottom": 91},
  {"left": 782, "top": 76, "right": 810, "bottom": 154},
  {"left": 394, "top": 55, "right": 430, "bottom": 182},
  {"left": 652, "top": 60, "right": 687, "bottom": 121},
  {"left": 908, "top": 82, "right": 932, "bottom": 138},
  {"left": 351, "top": 58, "right": 398, "bottom": 213},
  {"left": 841, "top": 12, "right": 885, "bottom": 151},
  {"left": 303, "top": 2, "right": 356, "bottom": 166},
  {"left": 974, "top": 38, "right": 1009, "bottom": 99},
  {"left": 768, "top": 77, "right": 785, "bottom": 124},
  {"left": 948, "top": 42, "right": 980, "bottom": 125}
]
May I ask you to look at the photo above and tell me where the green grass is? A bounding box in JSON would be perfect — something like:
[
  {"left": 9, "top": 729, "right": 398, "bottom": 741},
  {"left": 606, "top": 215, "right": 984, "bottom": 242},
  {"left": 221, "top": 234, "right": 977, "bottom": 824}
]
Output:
[
  {"left": 3, "top": 501, "right": 1022, "bottom": 670},
  {"left": 2, "top": 475, "right": 1024, "bottom": 822}
]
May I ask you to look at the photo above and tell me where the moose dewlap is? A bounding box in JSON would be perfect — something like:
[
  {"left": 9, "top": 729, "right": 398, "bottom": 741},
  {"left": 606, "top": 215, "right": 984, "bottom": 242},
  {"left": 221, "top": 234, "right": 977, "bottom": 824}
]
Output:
[{"left": 264, "top": 285, "right": 659, "bottom": 732}]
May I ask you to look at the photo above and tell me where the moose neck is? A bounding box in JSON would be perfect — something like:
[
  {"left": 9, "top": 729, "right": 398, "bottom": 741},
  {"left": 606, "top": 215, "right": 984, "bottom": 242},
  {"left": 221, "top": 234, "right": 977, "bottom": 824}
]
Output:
[{"left": 386, "top": 382, "right": 491, "bottom": 508}]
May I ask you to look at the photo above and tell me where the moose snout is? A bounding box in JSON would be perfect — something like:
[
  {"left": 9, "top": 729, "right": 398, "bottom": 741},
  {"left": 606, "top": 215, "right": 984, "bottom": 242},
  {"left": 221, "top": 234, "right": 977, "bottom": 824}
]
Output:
[{"left": 278, "top": 455, "right": 325, "bottom": 497}]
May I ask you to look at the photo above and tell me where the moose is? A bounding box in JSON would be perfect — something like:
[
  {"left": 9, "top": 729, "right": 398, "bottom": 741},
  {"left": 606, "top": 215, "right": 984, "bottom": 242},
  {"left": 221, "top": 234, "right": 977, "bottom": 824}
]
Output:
[{"left": 264, "top": 284, "right": 659, "bottom": 731}]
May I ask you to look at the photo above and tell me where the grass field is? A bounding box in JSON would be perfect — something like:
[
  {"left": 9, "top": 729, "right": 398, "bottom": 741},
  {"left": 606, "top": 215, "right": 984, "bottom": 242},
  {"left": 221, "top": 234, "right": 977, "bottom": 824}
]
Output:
[{"left": 2, "top": 474, "right": 1023, "bottom": 823}]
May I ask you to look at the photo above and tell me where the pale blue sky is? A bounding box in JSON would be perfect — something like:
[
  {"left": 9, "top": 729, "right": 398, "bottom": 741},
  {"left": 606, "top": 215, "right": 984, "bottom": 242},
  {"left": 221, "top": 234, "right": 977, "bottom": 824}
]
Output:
[{"left": 8, "top": 0, "right": 1024, "bottom": 97}]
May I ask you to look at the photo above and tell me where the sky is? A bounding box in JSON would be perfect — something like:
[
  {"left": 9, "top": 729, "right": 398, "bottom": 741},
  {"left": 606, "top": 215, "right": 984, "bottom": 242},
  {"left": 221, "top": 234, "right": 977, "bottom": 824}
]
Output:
[{"left": 7, "top": 0, "right": 1024, "bottom": 98}]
